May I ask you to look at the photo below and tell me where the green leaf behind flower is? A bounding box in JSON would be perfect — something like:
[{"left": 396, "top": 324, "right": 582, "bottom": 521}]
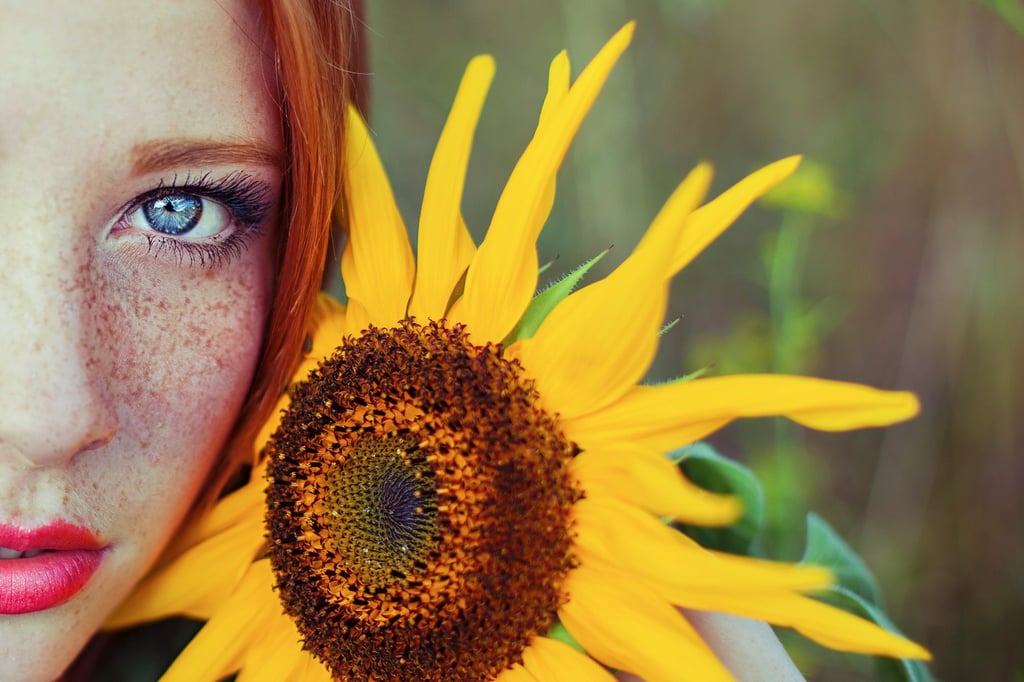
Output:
[
  {"left": 800, "top": 512, "right": 881, "bottom": 605},
  {"left": 671, "top": 442, "right": 765, "bottom": 555}
]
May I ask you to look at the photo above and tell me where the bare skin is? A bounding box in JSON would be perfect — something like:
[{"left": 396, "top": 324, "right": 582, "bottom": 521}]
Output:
[{"left": 0, "top": 2, "right": 281, "bottom": 679}]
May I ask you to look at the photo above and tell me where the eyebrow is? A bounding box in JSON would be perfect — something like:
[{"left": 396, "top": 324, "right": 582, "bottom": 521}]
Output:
[{"left": 131, "top": 138, "right": 285, "bottom": 175}]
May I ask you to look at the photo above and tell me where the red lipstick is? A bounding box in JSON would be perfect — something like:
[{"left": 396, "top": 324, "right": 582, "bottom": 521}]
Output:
[{"left": 0, "top": 522, "right": 106, "bottom": 615}]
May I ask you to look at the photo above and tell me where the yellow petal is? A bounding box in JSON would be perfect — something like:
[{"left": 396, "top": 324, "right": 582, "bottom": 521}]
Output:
[
  {"left": 572, "top": 446, "right": 741, "bottom": 526},
  {"left": 670, "top": 156, "right": 802, "bottom": 275},
  {"left": 340, "top": 296, "right": 371, "bottom": 339},
  {"left": 539, "top": 51, "right": 571, "bottom": 126},
  {"left": 305, "top": 292, "right": 347, "bottom": 362},
  {"left": 446, "top": 52, "right": 569, "bottom": 331},
  {"left": 521, "top": 636, "right": 616, "bottom": 681},
  {"left": 563, "top": 374, "right": 920, "bottom": 453},
  {"left": 408, "top": 56, "right": 493, "bottom": 320},
  {"left": 252, "top": 390, "right": 291, "bottom": 466},
  {"left": 158, "top": 561, "right": 276, "bottom": 682},
  {"left": 560, "top": 565, "right": 735, "bottom": 682},
  {"left": 341, "top": 105, "right": 415, "bottom": 329},
  {"left": 679, "top": 591, "right": 931, "bottom": 661},
  {"left": 452, "top": 23, "right": 635, "bottom": 343},
  {"left": 236, "top": 615, "right": 309, "bottom": 682},
  {"left": 573, "top": 497, "right": 832, "bottom": 596},
  {"left": 785, "top": 595, "right": 931, "bottom": 661},
  {"left": 510, "top": 163, "right": 711, "bottom": 418}
]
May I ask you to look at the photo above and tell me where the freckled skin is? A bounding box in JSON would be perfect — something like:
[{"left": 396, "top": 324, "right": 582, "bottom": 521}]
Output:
[{"left": 0, "top": 2, "right": 281, "bottom": 680}]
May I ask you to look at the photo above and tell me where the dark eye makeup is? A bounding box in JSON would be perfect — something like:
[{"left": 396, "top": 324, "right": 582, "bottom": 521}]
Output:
[{"left": 118, "top": 170, "right": 276, "bottom": 268}]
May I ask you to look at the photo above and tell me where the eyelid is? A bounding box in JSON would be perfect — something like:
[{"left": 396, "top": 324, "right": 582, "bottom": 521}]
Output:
[{"left": 124, "top": 170, "right": 274, "bottom": 230}]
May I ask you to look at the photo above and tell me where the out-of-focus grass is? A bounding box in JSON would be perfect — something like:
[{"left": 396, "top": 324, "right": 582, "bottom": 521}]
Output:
[{"left": 366, "top": 1, "right": 1024, "bottom": 680}]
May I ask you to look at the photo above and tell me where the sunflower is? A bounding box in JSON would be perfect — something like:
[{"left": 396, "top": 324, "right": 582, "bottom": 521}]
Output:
[{"left": 109, "top": 23, "right": 930, "bottom": 681}]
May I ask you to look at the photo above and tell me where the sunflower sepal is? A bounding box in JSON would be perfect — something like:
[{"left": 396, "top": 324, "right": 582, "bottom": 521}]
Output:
[
  {"left": 504, "top": 247, "right": 611, "bottom": 345},
  {"left": 546, "top": 620, "right": 586, "bottom": 654},
  {"left": 658, "top": 317, "right": 681, "bottom": 336}
]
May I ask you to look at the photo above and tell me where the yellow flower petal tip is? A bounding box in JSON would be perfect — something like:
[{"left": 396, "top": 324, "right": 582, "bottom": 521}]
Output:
[
  {"left": 697, "top": 493, "right": 744, "bottom": 526},
  {"left": 112, "top": 25, "right": 931, "bottom": 682},
  {"left": 776, "top": 154, "right": 803, "bottom": 175},
  {"left": 614, "top": 20, "right": 637, "bottom": 45},
  {"left": 791, "top": 387, "right": 921, "bottom": 432}
]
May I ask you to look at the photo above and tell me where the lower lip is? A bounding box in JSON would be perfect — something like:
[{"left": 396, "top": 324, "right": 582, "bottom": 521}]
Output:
[{"left": 0, "top": 550, "right": 105, "bottom": 614}]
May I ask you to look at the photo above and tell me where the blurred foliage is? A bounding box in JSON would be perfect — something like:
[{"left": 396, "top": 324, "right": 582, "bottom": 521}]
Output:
[{"left": 368, "top": 1, "right": 1024, "bottom": 680}]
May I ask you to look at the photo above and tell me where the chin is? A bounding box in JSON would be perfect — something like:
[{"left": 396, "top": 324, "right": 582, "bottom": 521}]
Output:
[{"left": 0, "top": 611, "right": 97, "bottom": 682}]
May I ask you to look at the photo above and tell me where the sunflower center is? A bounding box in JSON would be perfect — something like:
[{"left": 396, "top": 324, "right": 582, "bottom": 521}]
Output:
[
  {"left": 325, "top": 437, "right": 439, "bottom": 589},
  {"left": 266, "top": 320, "right": 579, "bottom": 681}
]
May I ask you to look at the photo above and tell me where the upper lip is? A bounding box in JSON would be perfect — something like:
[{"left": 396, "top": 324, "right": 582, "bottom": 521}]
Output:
[{"left": 0, "top": 521, "right": 105, "bottom": 552}]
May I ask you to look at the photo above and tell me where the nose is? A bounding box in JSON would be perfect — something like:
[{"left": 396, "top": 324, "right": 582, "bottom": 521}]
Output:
[{"left": 0, "top": 225, "right": 119, "bottom": 468}]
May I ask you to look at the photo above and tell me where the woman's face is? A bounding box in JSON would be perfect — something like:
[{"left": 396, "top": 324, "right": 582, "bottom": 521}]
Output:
[{"left": 0, "top": 1, "right": 281, "bottom": 679}]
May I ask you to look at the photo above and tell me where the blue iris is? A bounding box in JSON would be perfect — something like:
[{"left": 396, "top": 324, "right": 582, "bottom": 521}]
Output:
[{"left": 142, "top": 195, "right": 202, "bottom": 235}]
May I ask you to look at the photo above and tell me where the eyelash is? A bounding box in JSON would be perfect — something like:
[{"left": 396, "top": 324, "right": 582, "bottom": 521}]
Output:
[{"left": 120, "top": 171, "right": 274, "bottom": 268}]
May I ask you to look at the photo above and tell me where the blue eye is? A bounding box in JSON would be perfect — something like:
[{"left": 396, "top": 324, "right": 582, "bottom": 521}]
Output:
[
  {"left": 116, "top": 172, "right": 274, "bottom": 267},
  {"left": 126, "top": 192, "right": 231, "bottom": 239},
  {"left": 143, "top": 195, "right": 203, "bottom": 235}
]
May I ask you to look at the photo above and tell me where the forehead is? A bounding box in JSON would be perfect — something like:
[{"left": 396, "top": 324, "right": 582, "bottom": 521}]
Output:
[{"left": 0, "top": 0, "right": 281, "bottom": 171}]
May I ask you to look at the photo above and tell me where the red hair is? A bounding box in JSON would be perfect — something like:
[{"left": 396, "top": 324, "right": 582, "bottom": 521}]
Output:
[{"left": 205, "top": 0, "right": 369, "bottom": 498}]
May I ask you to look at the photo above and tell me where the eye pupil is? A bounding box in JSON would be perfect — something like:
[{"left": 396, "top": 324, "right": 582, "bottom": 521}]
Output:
[{"left": 143, "top": 195, "right": 203, "bottom": 235}]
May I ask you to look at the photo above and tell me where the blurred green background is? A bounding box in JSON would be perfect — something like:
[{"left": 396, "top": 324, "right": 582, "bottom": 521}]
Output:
[{"left": 363, "top": 1, "right": 1022, "bottom": 680}]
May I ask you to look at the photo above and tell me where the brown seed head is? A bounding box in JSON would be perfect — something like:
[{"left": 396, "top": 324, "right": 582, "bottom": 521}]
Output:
[{"left": 266, "top": 319, "right": 579, "bottom": 681}]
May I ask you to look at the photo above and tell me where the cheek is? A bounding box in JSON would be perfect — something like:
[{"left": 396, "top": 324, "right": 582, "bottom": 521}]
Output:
[{"left": 91, "top": 248, "right": 272, "bottom": 533}]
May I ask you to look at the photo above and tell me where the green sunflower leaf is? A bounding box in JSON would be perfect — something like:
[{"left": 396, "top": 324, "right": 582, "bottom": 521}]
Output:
[
  {"left": 505, "top": 248, "right": 610, "bottom": 343},
  {"left": 670, "top": 442, "right": 764, "bottom": 555},
  {"left": 800, "top": 512, "right": 881, "bottom": 605}
]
